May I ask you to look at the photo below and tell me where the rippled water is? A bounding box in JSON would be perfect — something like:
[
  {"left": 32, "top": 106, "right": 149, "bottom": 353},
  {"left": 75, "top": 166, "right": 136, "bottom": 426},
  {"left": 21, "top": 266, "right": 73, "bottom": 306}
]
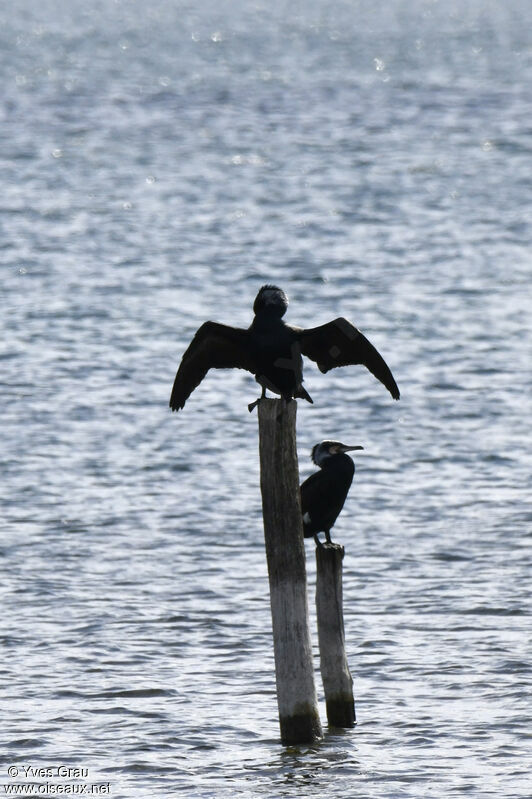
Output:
[{"left": 2, "top": 0, "right": 531, "bottom": 796}]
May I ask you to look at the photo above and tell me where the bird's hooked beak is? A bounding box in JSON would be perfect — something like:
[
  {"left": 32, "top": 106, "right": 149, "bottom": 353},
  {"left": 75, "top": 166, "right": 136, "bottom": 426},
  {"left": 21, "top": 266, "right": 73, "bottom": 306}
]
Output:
[{"left": 338, "top": 444, "right": 364, "bottom": 453}]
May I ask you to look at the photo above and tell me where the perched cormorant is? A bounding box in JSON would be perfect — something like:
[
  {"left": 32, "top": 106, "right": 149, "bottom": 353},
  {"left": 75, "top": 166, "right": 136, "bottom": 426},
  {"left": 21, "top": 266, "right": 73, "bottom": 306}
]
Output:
[
  {"left": 300, "top": 440, "right": 363, "bottom": 547},
  {"left": 169, "top": 285, "right": 399, "bottom": 413}
]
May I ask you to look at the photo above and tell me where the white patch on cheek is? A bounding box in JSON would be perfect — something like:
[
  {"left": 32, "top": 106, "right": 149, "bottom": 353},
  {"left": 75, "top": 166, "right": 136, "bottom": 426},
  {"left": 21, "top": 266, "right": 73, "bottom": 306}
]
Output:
[{"left": 303, "top": 512, "right": 311, "bottom": 524}]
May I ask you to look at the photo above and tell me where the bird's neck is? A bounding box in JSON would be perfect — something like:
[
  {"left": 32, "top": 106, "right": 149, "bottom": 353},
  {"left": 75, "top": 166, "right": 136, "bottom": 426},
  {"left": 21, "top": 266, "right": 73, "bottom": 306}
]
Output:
[
  {"left": 321, "top": 454, "right": 355, "bottom": 476},
  {"left": 251, "top": 310, "right": 286, "bottom": 331}
]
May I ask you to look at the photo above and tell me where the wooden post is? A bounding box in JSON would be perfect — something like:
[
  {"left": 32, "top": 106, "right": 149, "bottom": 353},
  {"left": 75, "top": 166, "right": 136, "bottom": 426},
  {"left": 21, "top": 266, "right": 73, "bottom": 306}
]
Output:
[
  {"left": 316, "top": 544, "right": 355, "bottom": 727},
  {"left": 258, "top": 398, "right": 322, "bottom": 745}
]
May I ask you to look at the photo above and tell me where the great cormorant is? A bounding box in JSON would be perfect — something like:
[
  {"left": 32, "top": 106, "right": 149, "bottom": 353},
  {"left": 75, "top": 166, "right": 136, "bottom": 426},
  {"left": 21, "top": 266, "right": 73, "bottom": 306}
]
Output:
[
  {"left": 300, "top": 440, "right": 363, "bottom": 547},
  {"left": 169, "top": 285, "right": 400, "bottom": 413}
]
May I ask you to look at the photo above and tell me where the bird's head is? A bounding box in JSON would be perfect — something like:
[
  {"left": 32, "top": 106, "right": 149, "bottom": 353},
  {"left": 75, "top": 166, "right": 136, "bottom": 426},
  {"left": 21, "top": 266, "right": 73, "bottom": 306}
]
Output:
[
  {"left": 311, "top": 440, "right": 364, "bottom": 466},
  {"left": 253, "top": 285, "right": 288, "bottom": 317}
]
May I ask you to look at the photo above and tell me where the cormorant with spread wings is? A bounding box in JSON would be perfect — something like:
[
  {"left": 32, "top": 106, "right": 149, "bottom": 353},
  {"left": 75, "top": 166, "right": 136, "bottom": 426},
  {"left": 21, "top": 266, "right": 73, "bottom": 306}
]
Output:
[{"left": 169, "top": 285, "right": 400, "bottom": 413}]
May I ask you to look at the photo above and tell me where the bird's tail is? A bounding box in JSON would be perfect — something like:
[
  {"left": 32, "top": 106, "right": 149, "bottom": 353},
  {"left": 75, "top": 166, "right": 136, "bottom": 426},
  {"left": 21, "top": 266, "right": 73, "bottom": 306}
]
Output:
[{"left": 295, "top": 385, "right": 313, "bottom": 404}]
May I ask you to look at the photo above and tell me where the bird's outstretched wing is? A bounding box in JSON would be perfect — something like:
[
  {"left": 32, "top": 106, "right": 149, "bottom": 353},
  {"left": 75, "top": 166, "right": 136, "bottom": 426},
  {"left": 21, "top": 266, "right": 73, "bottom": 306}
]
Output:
[
  {"left": 169, "top": 322, "right": 255, "bottom": 411},
  {"left": 295, "top": 318, "right": 400, "bottom": 400}
]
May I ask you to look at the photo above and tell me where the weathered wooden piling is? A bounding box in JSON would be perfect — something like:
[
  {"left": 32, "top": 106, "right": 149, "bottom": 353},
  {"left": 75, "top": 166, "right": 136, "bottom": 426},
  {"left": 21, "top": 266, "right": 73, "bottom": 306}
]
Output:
[
  {"left": 316, "top": 543, "right": 355, "bottom": 727},
  {"left": 257, "top": 398, "right": 322, "bottom": 745}
]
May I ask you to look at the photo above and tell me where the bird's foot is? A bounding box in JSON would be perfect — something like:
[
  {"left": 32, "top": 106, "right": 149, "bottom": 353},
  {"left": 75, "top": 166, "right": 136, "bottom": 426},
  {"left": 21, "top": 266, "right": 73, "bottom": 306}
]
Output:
[
  {"left": 249, "top": 387, "right": 268, "bottom": 413},
  {"left": 323, "top": 533, "right": 344, "bottom": 554},
  {"left": 321, "top": 540, "right": 345, "bottom": 557}
]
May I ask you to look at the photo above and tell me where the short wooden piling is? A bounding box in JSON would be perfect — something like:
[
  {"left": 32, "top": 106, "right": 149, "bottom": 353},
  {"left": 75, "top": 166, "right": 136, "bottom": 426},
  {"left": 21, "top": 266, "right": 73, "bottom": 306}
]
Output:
[
  {"left": 316, "top": 544, "right": 355, "bottom": 727},
  {"left": 258, "top": 398, "right": 322, "bottom": 745}
]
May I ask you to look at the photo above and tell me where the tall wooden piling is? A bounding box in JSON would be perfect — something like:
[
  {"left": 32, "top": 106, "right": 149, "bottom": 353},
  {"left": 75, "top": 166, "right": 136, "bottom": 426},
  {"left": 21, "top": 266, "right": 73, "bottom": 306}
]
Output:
[
  {"left": 316, "top": 544, "right": 355, "bottom": 727},
  {"left": 258, "top": 398, "right": 322, "bottom": 745}
]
